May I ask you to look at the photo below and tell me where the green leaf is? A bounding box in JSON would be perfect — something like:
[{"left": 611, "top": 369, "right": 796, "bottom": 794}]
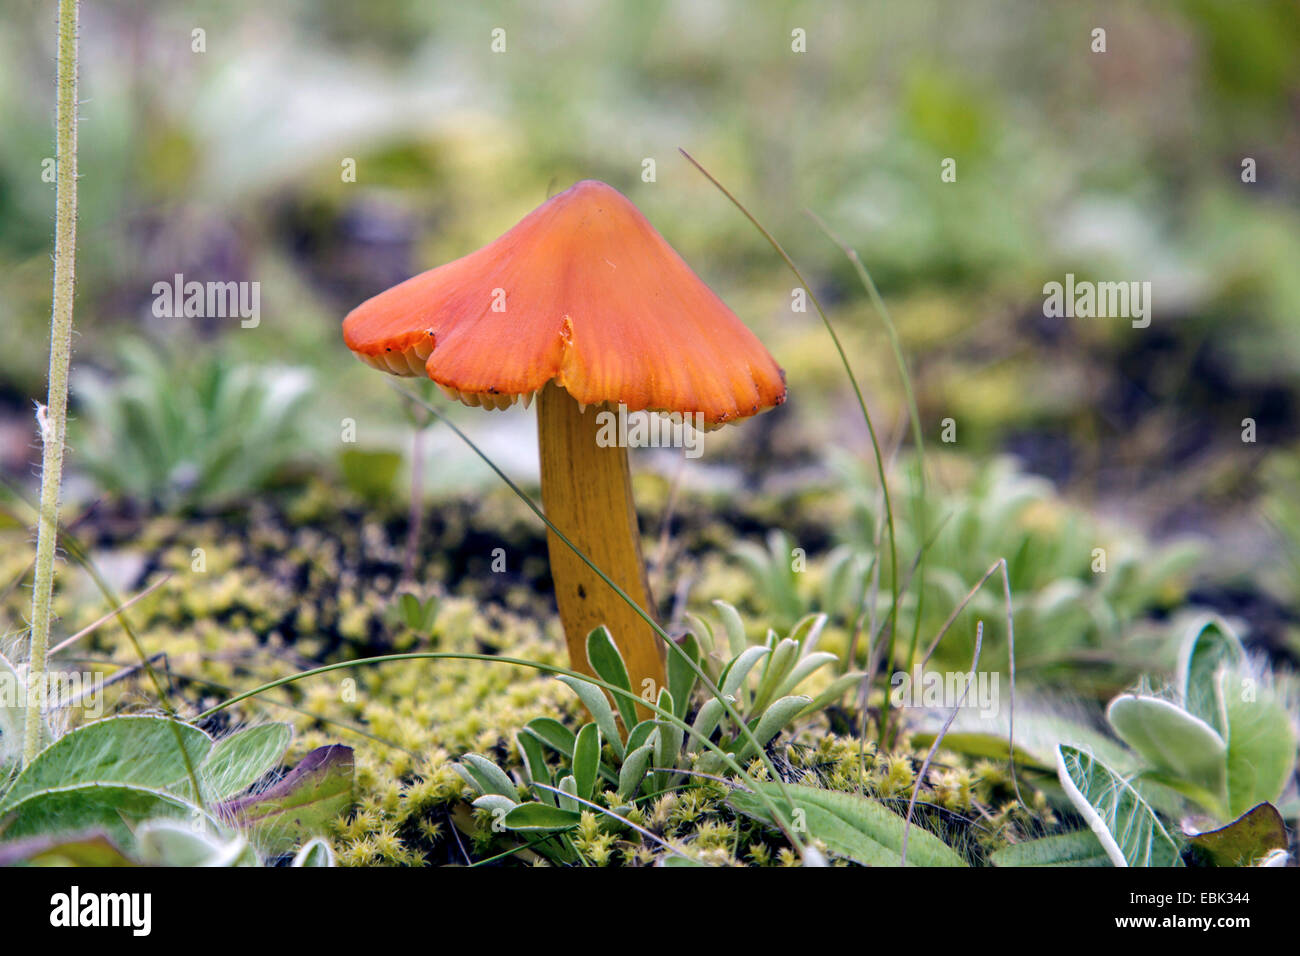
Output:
[
  {"left": 689, "top": 698, "right": 727, "bottom": 750},
  {"left": 618, "top": 743, "right": 655, "bottom": 801},
  {"left": 395, "top": 592, "right": 438, "bottom": 633},
  {"left": 1187, "top": 803, "right": 1289, "bottom": 867},
  {"left": 990, "top": 830, "right": 1110, "bottom": 867},
  {"left": 194, "top": 723, "right": 292, "bottom": 802},
  {"left": 776, "top": 651, "right": 839, "bottom": 701},
  {"left": 683, "top": 613, "right": 716, "bottom": 658},
  {"left": 0, "top": 784, "right": 204, "bottom": 849},
  {"left": 292, "top": 837, "right": 336, "bottom": 867},
  {"left": 515, "top": 732, "right": 553, "bottom": 804},
  {"left": 1106, "top": 695, "right": 1227, "bottom": 800},
  {"left": 729, "top": 783, "right": 965, "bottom": 867},
  {"left": 788, "top": 612, "right": 829, "bottom": 651},
  {"left": 558, "top": 676, "right": 623, "bottom": 761},
  {"left": 501, "top": 802, "right": 582, "bottom": 832},
  {"left": 136, "top": 820, "right": 255, "bottom": 867},
  {"left": 555, "top": 775, "right": 579, "bottom": 813},
  {"left": 222, "top": 745, "right": 354, "bottom": 857},
  {"left": 742, "top": 695, "right": 812, "bottom": 759},
  {"left": 653, "top": 688, "right": 683, "bottom": 791},
  {"left": 572, "top": 723, "right": 601, "bottom": 802},
  {"left": 1055, "top": 744, "right": 1182, "bottom": 867},
  {"left": 752, "top": 639, "right": 799, "bottom": 714},
  {"left": 586, "top": 626, "right": 638, "bottom": 737},
  {"left": 720, "top": 645, "right": 770, "bottom": 698},
  {"left": 455, "top": 753, "right": 517, "bottom": 799},
  {"left": 1219, "top": 671, "right": 1298, "bottom": 818},
  {"left": 712, "top": 600, "right": 749, "bottom": 658},
  {"left": 666, "top": 632, "right": 700, "bottom": 723},
  {"left": 625, "top": 719, "right": 657, "bottom": 754},
  {"left": 1177, "top": 616, "right": 1244, "bottom": 734},
  {"left": 0, "top": 716, "right": 211, "bottom": 812},
  {"left": 523, "top": 717, "right": 576, "bottom": 761},
  {"left": 472, "top": 794, "right": 518, "bottom": 821}
]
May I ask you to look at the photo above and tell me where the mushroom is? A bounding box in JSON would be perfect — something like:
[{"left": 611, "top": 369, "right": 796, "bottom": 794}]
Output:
[{"left": 343, "top": 180, "right": 786, "bottom": 713}]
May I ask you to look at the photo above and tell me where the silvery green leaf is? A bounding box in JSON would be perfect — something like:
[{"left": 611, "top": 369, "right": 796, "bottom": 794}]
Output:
[
  {"left": 515, "top": 731, "right": 554, "bottom": 804},
  {"left": 776, "top": 651, "right": 839, "bottom": 701},
  {"left": 456, "top": 753, "right": 517, "bottom": 799},
  {"left": 711, "top": 600, "right": 749, "bottom": 658},
  {"left": 788, "top": 613, "right": 828, "bottom": 653},
  {"left": 556, "top": 775, "right": 579, "bottom": 813},
  {"left": 2, "top": 784, "right": 211, "bottom": 849},
  {"left": 690, "top": 697, "right": 728, "bottom": 748},
  {"left": 472, "top": 794, "right": 518, "bottom": 821},
  {"left": 1106, "top": 695, "right": 1227, "bottom": 799},
  {"left": 683, "top": 613, "right": 716, "bottom": 658},
  {"left": 0, "top": 716, "right": 212, "bottom": 812},
  {"left": 136, "top": 819, "right": 254, "bottom": 867},
  {"left": 1176, "top": 616, "right": 1244, "bottom": 734},
  {"left": 654, "top": 688, "right": 683, "bottom": 790},
  {"left": 572, "top": 723, "right": 601, "bottom": 802},
  {"left": 586, "top": 626, "right": 637, "bottom": 737},
  {"left": 1219, "top": 670, "right": 1298, "bottom": 818},
  {"left": 502, "top": 802, "right": 582, "bottom": 831},
  {"left": 618, "top": 743, "right": 655, "bottom": 801},
  {"left": 292, "top": 837, "right": 336, "bottom": 867},
  {"left": 742, "top": 695, "right": 811, "bottom": 759},
  {"left": 192, "top": 722, "right": 291, "bottom": 802},
  {"left": 728, "top": 783, "right": 965, "bottom": 867},
  {"left": 990, "top": 830, "right": 1110, "bottom": 867},
  {"left": 558, "top": 676, "right": 622, "bottom": 760},
  {"left": 666, "top": 632, "right": 700, "bottom": 723},
  {"left": 752, "top": 639, "right": 799, "bottom": 714},
  {"left": 524, "top": 717, "right": 576, "bottom": 761},
  {"left": 625, "top": 719, "right": 657, "bottom": 754},
  {"left": 720, "top": 645, "right": 770, "bottom": 699},
  {"left": 1055, "top": 744, "right": 1182, "bottom": 867}
]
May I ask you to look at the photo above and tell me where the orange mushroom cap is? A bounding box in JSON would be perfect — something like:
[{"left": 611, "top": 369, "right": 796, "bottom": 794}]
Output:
[{"left": 342, "top": 180, "right": 786, "bottom": 426}]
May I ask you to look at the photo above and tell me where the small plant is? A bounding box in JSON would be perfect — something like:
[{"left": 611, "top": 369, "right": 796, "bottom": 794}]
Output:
[
  {"left": 735, "top": 456, "right": 1202, "bottom": 684},
  {"left": 454, "top": 609, "right": 866, "bottom": 863},
  {"left": 0, "top": 708, "right": 352, "bottom": 866},
  {"left": 975, "top": 617, "right": 1297, "bottom": 867},
  {"left": 73, "top": 340, "right": 313, "bottom": 508}
]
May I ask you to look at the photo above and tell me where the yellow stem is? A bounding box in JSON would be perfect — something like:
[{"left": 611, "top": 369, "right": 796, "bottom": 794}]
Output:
[{"left": 537, "top": 382, "right": 665, "bottom": 719}]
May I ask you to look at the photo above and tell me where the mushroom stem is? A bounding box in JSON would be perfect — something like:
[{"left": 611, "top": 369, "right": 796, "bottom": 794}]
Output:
[{"left": 538, "top": 381, "right": 665, "bottom": 717}]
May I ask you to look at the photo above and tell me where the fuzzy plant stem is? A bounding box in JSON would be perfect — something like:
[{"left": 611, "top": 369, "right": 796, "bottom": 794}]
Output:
[{"left": 24, "top": 0, "right": 80, "bottom": 766}]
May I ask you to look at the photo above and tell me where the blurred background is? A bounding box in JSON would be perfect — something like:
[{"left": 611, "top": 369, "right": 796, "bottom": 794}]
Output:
[{"left": 2, "top": 0, "right": 1300, "bottom": 695}]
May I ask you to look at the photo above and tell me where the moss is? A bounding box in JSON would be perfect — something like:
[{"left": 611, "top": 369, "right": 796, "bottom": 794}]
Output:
[{"left": 0, "top": 480, "right": 1057, "bottom": 866}]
